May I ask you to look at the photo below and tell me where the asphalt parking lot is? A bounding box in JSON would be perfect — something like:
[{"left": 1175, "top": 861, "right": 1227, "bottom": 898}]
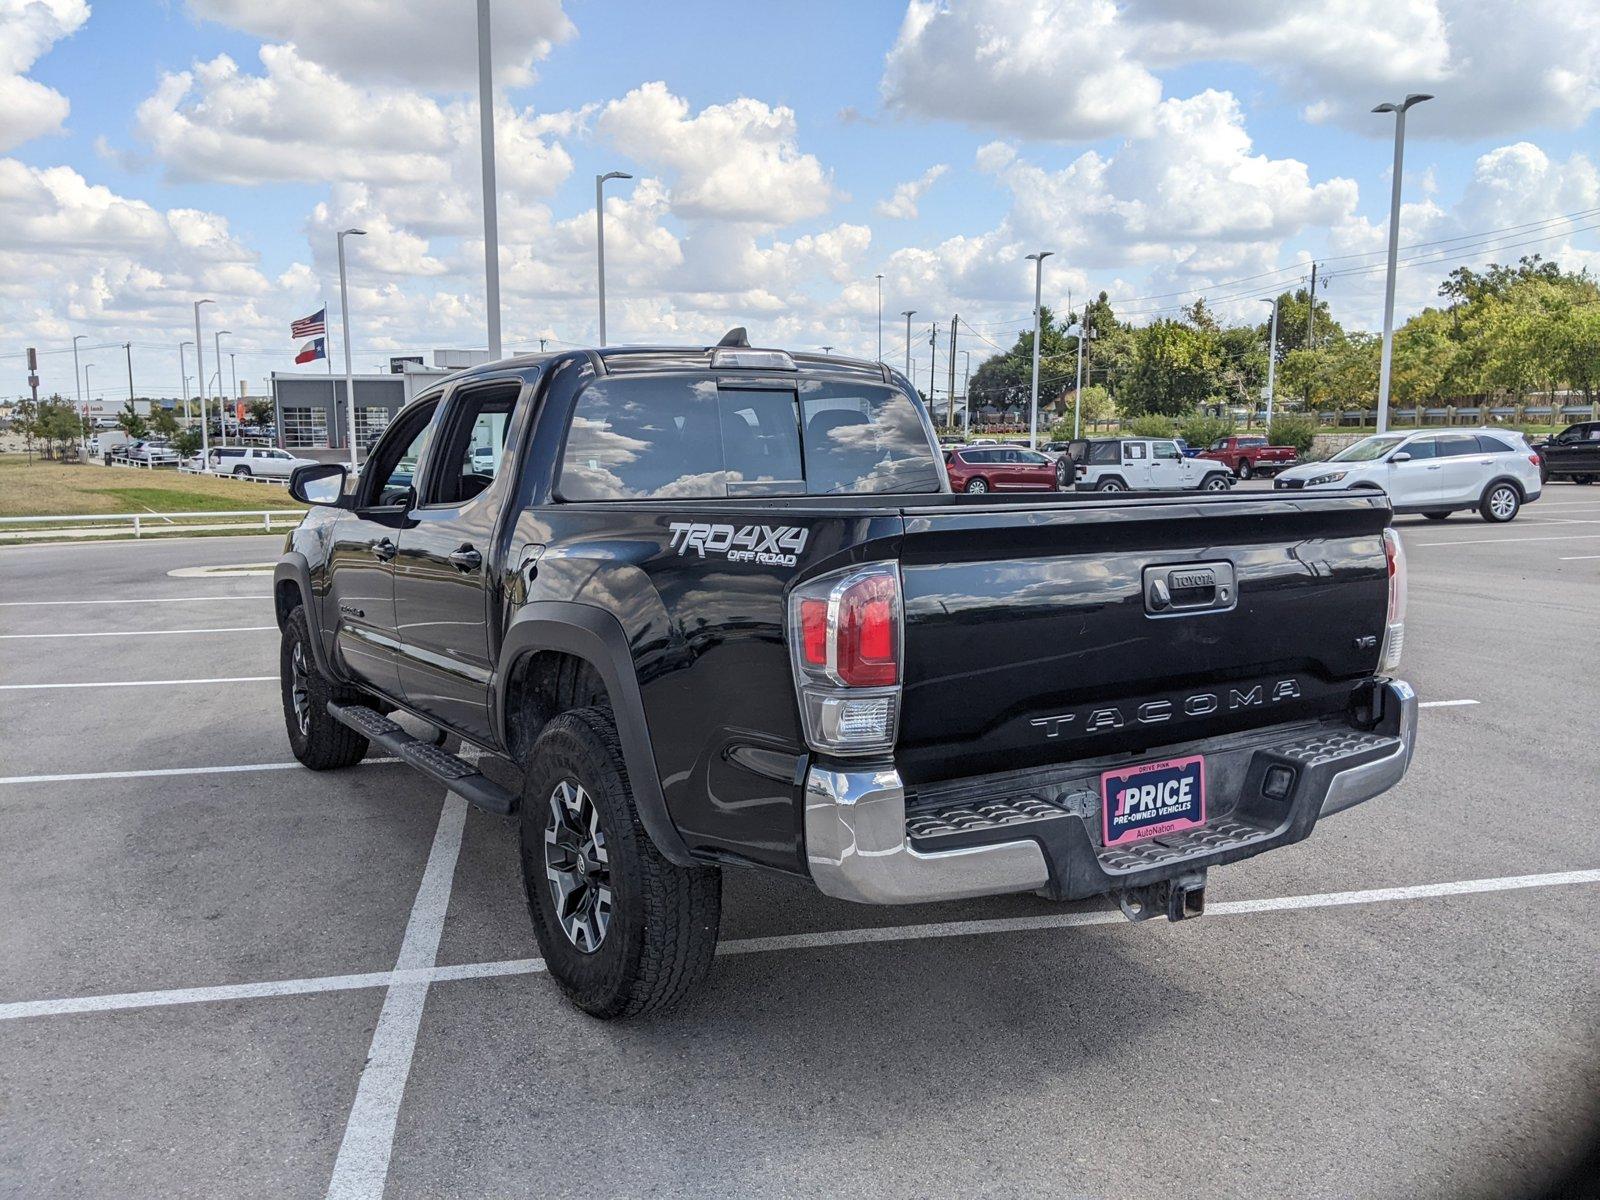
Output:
[{"left": 2, "top": 486, "right": 1598, "bottom": 1199}]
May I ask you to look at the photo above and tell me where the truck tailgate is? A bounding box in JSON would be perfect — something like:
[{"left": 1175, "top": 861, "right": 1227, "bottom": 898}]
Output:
[{"left": 893, "top": 493, "right": 1392, "bottom": 783}]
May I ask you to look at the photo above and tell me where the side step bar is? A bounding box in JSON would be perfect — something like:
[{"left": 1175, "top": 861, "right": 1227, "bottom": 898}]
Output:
[{"left": 326, "top": 702, "right": 516, "bottom": 816}]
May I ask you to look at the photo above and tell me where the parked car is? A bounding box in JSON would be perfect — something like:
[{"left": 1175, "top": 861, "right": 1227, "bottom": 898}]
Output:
[
  {"left": 276, "top": 335, "right": 1416, "bottom": 1016},
  {"left": 120, "top": 439, "right": 180, "bottom": 465},
  {"left": 1071, "top": 438, "right": 1234, "bottom": 492},
  {"left": 1273, "top": 429, "right": 1541, "bottom": 522},
  {"left": 944, "top": 445, "right": 1064, "bottom": 492},
  {"left": 88, "top": 430, "right": 132, "bottom": 460},
  {"left": 1532, "top": 420, "right": 1600, "bottom": 484},
  {"left": 206, "top": 445, "right": 319, "bottom": 478},
  {"left": 1197, "top": 435, "right": 1299, "bottom": 478}
]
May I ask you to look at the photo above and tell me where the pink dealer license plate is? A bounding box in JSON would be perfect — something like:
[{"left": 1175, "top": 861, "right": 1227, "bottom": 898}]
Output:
[{"left": 1101, "top": 755, "right": 1207, "bottom": 846}]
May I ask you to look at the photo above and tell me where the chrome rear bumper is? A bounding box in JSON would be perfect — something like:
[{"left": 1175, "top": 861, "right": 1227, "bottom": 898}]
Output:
[{"left": 804, "top": 680, "right": 1417, "bottom": 906}]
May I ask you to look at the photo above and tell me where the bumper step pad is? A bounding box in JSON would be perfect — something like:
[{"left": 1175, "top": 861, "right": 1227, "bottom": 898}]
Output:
[
  {"left": 326, "top": 702, "right": 515, "bottom": 816},
  {"left": 904, "top": 725, "right": 1404, "bottom": 877}
]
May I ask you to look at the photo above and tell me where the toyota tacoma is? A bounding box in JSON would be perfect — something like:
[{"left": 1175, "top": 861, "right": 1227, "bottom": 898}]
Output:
[{"left": 275, "top": 333, "right": 1417, "bottom": 1018}]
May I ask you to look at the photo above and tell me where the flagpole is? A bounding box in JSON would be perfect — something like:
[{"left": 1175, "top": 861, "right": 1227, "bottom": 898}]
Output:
[{"left": 324, "top": 301, "right": 333, "bottom": 374}]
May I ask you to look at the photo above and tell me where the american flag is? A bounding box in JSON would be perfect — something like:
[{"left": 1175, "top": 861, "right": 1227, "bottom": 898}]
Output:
[{"left": 291, "top": 306, "right": 326, "bottom": 338}]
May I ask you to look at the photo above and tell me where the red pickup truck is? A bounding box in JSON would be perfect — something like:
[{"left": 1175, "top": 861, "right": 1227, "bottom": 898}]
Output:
[{"left": 1197, "top": 436, "right": 1299, "bottom": 479}]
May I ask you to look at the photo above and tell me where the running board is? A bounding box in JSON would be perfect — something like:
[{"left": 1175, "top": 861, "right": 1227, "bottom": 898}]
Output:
[{"left": 326, "top": 702, "right": 516, "bottom": 816}]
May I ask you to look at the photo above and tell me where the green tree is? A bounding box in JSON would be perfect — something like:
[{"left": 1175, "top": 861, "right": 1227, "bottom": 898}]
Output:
[
  {"left": 34, "top": 398, "right": 82, "bottom": 459},
  {"left": 1178, "top": 412, "right": 1235, "bottom": 448},
  {"left": 1267, "top": 412, "right": 1318, "bottom": 456},
  {"left": 247, "top": 398, "right": 275, "bottom": 427},
  {"left": 147, "top": 404, "right": 180, "bottom": 439},
  {"left": 116, "top": 400, "right": 149, "bottom": 439},
  {"left": 1119, "top": 320, "right": 1223, "bottom": 416}
]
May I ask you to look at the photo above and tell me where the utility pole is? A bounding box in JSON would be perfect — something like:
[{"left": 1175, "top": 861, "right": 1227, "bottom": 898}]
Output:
[
  {"left": 901, "top": 310, "right": 916, "bottom": 379},
  {"left": 928, "top": 323, "right": 939, "bottom": 411},
  {"left": 960, "top": 350, "right": 972, "bottom": 432},
  {"left": 595, "top": 170, "right": 633, "bottom": 346},
  {"left": 947, "top": 316, "right": 958, "bottom": 429},
  {"left": 1307, "top": 262, "right": 1318, "bottom": 350},
  {"left": 124, "top": 342, "right": 134, "bottom": 409},
  {"left": 1373, "top": 93, "right": 1432, "bottom": 434}
]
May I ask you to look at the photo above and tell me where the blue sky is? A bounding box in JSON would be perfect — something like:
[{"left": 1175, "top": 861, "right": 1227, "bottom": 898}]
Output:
[{"left": 4, "top": 0, "right": 1598, "bottom": 404}]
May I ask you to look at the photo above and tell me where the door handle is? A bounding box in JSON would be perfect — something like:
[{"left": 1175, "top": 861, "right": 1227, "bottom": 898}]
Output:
[
  {"left": 448, "top": 544, "right": 483, "bottom": 572},
  {"left": 369, "top": 537, "right": 397, "bottom": 561}
]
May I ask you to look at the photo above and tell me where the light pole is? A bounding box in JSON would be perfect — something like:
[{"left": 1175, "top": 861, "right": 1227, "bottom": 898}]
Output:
[
  {"left": 193, "top": 299, "right": 213, "bottom": 459},
  {"left": 229, "top": 352, "right": 238, "bottom": 413},
  {"left": 214, "top": 330, "right": 231, "bottom": 443},
  {"left": 83, "top": 365, "right": 94, "bottom": 432},
  {"left": 72, "top": 334, "right": 87, "bottom": 456},
  {"left": 1025, "top": 251, "right": 1053, "bottom": 449},
  {"left": 476, "top": 0, "right": 502, "bottom": 359},
  {"left": 595, "top": 171, "right": 633, "bottom": 347},
  {"left": 337, "top": 227, "right": 366, "bottom": 471},
  {"left": 820, "top": 346, "right": 835, "bottom": 354},
  {"left": 1373, "top": 93, "right": 1432, "bottom": 434},
  {"left": 960, "top": 349, "right": 972, "bottom": 431},
  {"left": 1261, "top": 298, "right": 1281, "bottom": 431},
  {"left": 875, "top": 274, "right": 884, "bottom": 362},
  {"left": 179, "top": 342, "right": 194, "bottom": 427},
  {"left": 901, "top": 310, "right": 916, "bottom": 379},
  {"left": 1072, "top": 320, "right": 1086, "bottom": 438}
]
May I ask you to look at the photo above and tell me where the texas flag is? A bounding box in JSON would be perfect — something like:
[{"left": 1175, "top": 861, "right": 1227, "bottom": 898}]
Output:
[{"left": 295, "top": 336, "right": 326, "bottom": 364}]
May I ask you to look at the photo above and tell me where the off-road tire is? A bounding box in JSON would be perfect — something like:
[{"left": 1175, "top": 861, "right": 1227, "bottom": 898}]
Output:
[
  {"left": 1095, "top": 477, "right": 1127, "bottom": 492},
  {"left": 1479, "top": 481, "right": 1521, "bottom": 523},
  {"left": 519, "top": 706, "right": 721, "bottom": 1019},
  {"left": 280, "top": 605, "right": 369, "bottom": 769},
  {"left": 1201, "top": 473, "right": 1230, "bottom": 492}
]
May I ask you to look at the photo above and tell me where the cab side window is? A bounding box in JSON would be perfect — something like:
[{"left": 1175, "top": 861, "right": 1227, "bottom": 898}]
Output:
[
  {"left": 361, "top": 402, "right": 437, "bottom": 508},
  {"left": 1153, "top": 441, "right": 1179, "bottom": 460},
  {"left": 425, "top": 384, "right": 521, "bottom": 506}
]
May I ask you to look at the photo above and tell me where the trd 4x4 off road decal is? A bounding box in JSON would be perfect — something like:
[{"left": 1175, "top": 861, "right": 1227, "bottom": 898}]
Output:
[{"left": 668, "top": 522, "right": 808, "bottom": 566}]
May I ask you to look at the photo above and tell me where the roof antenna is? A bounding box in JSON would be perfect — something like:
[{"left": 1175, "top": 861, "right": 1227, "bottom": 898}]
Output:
[{"left": 716, "top": 327, "right": 750, "bottom": 348}]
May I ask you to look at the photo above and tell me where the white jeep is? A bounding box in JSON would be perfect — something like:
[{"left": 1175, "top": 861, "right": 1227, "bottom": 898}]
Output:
[{"left": 1073, "top": 437, "right": 1234, "bottom": 492}]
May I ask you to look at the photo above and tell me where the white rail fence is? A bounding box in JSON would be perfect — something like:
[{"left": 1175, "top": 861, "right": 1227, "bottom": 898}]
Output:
[{"left": 0, "top": 509, "right": 306, "bottom": 541}]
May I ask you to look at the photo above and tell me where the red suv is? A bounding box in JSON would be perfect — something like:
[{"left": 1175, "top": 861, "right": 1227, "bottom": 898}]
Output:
[{"left": 944, "top": 445, "right": 1065, "bottom": 493}]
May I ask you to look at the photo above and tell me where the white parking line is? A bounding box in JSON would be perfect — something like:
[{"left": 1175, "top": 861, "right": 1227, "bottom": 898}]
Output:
[
  {"left": 1558, "top": 554, "right": 1600, "bottom": 561},
  {"left": 0, "top": 758, "right": 399, "bottom": 786},
  {"left": 1418, "top": 699, "right": 1479, "bottom": 709},
  {"left": 0, "top": 676, "right": 275, "bottom": 691},
  {"left": 0, "top": 626, "right": 276, "bottom": 640},
  {"left": 326, "top": 795, "right": 466, "bottom": 1200},
  {"left": 1414, "top": 533, "right": 1600, "bottom": 547},
  {"left": 1, "top": 868, "right": 1594, "bottom": 1025},
  {"left": 0, "top": 596, "right": 271, "bottom": 606}
]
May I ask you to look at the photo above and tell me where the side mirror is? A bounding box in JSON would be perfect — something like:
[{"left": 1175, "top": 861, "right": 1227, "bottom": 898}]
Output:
[
  {"left": 1389, "top": 451, "right": 1412, "bottom": 463},
  {"left": 290, "top": 462, "right": 349, "bottom": 506}
]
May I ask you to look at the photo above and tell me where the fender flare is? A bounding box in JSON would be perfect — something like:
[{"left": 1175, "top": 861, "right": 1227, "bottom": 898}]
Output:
[
  {"left": 496, "top": 602, "right": 694, "bottom": 866},
  {"left": 1479, "top": 473, "right": 1526, "bottom": 501},
  {"left": 1094, "top": 475, "right": 1130, "bottom": 491},
  {"left": 273, "top": 554, "right": 337, "bottom": 681}
]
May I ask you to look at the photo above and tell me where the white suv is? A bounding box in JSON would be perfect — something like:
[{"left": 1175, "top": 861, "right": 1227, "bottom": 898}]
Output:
[
  {"left": 207, "top": 446, "right": 319, "bottom": 479},
  {"left": 1074, "top": 437, "right": 1234, "bottom": 492},
  {"left": 1273, "top": 429, "right": 1541, "bottom": 522}
]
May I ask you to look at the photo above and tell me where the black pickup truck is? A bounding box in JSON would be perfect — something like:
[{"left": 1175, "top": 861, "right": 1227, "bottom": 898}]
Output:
[{"left": 275, "top": 334, "right": 1417, "bottom": 1018}]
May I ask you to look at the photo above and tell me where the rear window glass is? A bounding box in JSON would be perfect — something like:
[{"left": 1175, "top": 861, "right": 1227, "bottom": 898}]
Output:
[
  {"left": 1087, "top": 441, "right": 1119, "bottom": 464},
  {"left": 1475, "top": 434, "right": 1515, "bottom": 453},
  {"left": 558, "top": 376, "right": 941, "bottom": 500}
]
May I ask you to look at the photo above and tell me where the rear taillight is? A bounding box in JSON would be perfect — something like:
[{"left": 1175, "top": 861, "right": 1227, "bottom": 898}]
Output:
[
  {"left": 1529, "top": 453, "right": 1541, "bottom": 467},
  {"left": 1380, "top": 527, "right": 1407, "bottom": 672},
  {"left": 788, "top": 564, "right": 902, "bottom": 755}
]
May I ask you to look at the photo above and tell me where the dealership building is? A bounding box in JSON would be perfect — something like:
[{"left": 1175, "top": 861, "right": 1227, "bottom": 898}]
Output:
[{"left": 268, "top": 351, "right": 491, "bottom": 449}]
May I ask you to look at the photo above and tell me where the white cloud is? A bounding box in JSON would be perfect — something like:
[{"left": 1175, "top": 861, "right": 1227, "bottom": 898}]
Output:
[
  {"left": 881, "top": 0, "right": 1600, "bottom": 141},
  {"left": 876, "top": 164, "right": 948, "bottom": 220},
  {"left": 0, "top": 0, "right": 88, "bottom": 151},
  {"left": 598, "top": 82, "right": 837, "bottom": 226},
  {"left": 186, "top": 0, "right": 574, "bottom": 89},
  {"left": 881, "top": 0, "right": 1162, "bottom": 141}
]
